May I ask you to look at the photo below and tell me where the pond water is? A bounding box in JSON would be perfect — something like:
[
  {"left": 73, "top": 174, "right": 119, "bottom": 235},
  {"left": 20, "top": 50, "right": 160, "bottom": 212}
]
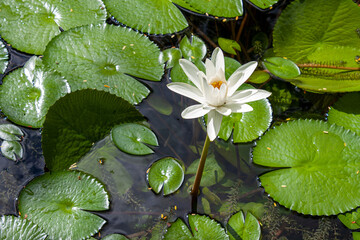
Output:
[{"left": 0, "top": 1, "right": 356, "bottom": 239}]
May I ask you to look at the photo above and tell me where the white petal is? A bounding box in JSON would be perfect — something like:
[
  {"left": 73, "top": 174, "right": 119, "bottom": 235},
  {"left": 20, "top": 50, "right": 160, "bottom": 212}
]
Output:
[
  {"left": 181, "top": 104, "right": 211, "bottom": 119},
  {"left": 205, "top": 59, "right": 216, "bottom": 82},
  {"left": 223, "top": 103, "right": 253, "bottom": 113},
  {"left": 227, "top": 61, "right": 258, "bottom": 96},
  {"left": 207, "top": 110, "right": 223, "bottom": 141},
  {"left": 167, "top": 82, "right": 205, "bottom": 103},
  {"left": 179, "top": 59, "right": 203, "bottom": 91},
  {"left": 211, "top": 47, "right": 225, "bottom": 72},
  {"left": 215, "top": 106, "right": 232, "bottom": 116},
  {"left": 228, "top": 89, "right": 258, "bottom": 101},
  {"left": 229, "top": 89, "right": 271, "bottom": 104}
]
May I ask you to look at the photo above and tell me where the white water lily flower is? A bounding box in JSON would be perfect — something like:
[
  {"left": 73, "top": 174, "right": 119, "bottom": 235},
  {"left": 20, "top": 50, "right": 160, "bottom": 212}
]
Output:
[{"left": 167, "top": 47, "right": 271, "bottom": 141}]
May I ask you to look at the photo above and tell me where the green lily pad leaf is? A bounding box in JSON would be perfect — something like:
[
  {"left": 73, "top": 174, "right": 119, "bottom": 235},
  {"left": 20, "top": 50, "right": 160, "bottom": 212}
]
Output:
[
  {"left": 0, "top": 0, "right": 106, "bottom": 54},
  {"left": 43, "top": 24, "right": 164, "bottom": 104},
  {"left": 173, "top": 0, "right": 243, "bottom": 18},
  {"left": 218, "top": 84, "right": 272, "bottom": 143},
  {"left": 164, "top": 214, "right": 229, "bottom": 239},
  {"left": 354, "top": 232, "right": 360, "bottom": 240},
  {"left": 0, "top": 56, "right": 70, "bottom": 128},
  {"left": 248, "top": 70, "right": 270, "bottom": 84},
  {"left": 218, "top": 37, "right": 241, "bottom": 55},
  {"left": 147, "top": 157, "right": 184, "bottom": 195},
  {"left": 262, "top": 57, "right": 300, "bottom": 79},
  {"left": 112, "top": 123, "right": 158, "bottom": 155},
  {"left": 1, "top": 140, "right": 23, "bottom": 161},
  {"left": 224, "top": 57, "right": 242, "bottom": 79},
  {"left": 0, "top": 215, "right": 47, "bottom": 240},
  {"left": 147, "top": 94, "right": 173, "bottom": 115},
  {"left": 42, "top": 89, "right": 144, "bottom": 171},
  {"left": 186, "top": 154, "right": 224, "bottom": 187},
  {"left": 227, "top": 211, "right": 261, "bottom": 240},
  {"left": 74, "top": 136, "right": 133, "bottom": 197},
  {"left": 253, "top": 119, "right": 360, "bottom": 215},
  {"left": 248, "top": 0, "right": 279, "bottom": 10},
  {"left": 160, "top": 48, "right": 183, "bottom": 69},
  {"left": 179, "top": 36, "right": 207, "bottom": 62},
  {"left": 104, "top": 0, "right": 188, "bottom": 34},
  {"left": 18, "top": 171, "right": 109, "bottom": 240},
  {"left": 0, "top": 39, "right": 8, "bottom": 73},
  {"left": 273, "top": 0, "right": 360, "bottom": 92},
  {"left": 338, "top": 208, "right": 360, "bottom": 230},
  {"left": 102, "top": 234, "right": 129, "bottom": 240},
  {"left": 0, "top": 124, "right": 23, "bottom": 141},
  {"left": 328, "top": 93, "right": 360, "bottom": 135}
]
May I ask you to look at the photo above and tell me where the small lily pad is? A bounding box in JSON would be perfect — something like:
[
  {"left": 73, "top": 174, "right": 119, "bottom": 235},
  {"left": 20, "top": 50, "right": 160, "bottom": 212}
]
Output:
[
  {"left": 262, "top": 57, "right": 300, "bottom": 79},
  {"left": 147, "top": 95, "right": 173, "bottom": 115},
  {"left": 218, "top": 37, "right": 241, "bottom": 55},
  {"left": 218, "top": 84, "right": 272, "bottom": 143},
  {"left": 18, "top": 171, "right": 109, "bottom": 240},
  {"left": 111, "top": 123, "right": 158, "bottom": 155},
  {"left": 42, "top": 89, "right": 144, "bottom": 171},
  {"left": 147, "top": 157, "right": 184, "bottom": 195},
  {"left": 0, "top": 215, "right": 47, "bottom": 240},
  {"left": 1, "top": 140, "right": 23, "bottom": 161},
  {"left": 0, "top": 0, "right": 107, "bottom": 54},
  {"left": 43, "top": 24, "right": 164, "bottom": 104},
  {"left": 248, "top": 0, "right": 279, "bottom": 10},
  {"left": 186, "top": 154, "right": 224, "bottom": 187},
  {"left": 0, "top": 39, "right": 8, "bottom": 73},
  {"left": 179, "top": 35, "right": 207, "bottom": 62},
  {"left": 253, "top": 119, "right": 360, "bottom": 215},
  {"left": 224, "top": 57, "right": 242, "bottom": 79},
  {"left": 103, "top": 0, "right": 188, "bottom": 34},
  {"left": 164, "top": 214, "right": 229, "bottom": 239},
  {"left": 173, "top": 0, "right": 243, "bottom": 17},
  {"left": 248, "top": 70, "right": 271, "bottom": 84},
  {"left": 328, "top": 93, "right": 360, "bottom": 135},
  {"left": 160, "top": 48, "right": 183, "bottom": 69},
  {"left": 0, "top": 56, "right": 70, "bottom": 128},
  {"left": 338, "top": 208, "right": 360, "bottom": 230},
  {"left": 227, "top": 211, "right": 261, "bottom": 240},
  {"left": 0, "top": 124, "right": 23, "bottom": 141}
]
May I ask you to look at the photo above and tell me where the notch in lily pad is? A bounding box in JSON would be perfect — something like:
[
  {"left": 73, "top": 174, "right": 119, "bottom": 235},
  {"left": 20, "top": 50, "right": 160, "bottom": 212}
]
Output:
[
  {"left": 227, "top": 211, "right": 261, "bottom": 240},
  {"left": 111, "top": 123, "right": 158, "bottom": 155},
  {"left": 147, "top": 157, "right": 184, "bottom": 195},
  {"left": 262, "top": 57, "right": 300, "bottom": 79}
]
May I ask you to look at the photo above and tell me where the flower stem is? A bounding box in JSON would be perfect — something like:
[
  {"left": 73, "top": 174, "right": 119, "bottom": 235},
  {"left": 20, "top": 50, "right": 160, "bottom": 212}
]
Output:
[{"left": 191, "top": 135, "right": 211, "bottom": 196}]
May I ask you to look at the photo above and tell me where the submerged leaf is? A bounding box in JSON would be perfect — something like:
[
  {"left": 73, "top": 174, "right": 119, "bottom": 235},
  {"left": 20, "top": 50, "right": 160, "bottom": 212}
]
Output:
[
  {"left": 111, "top": 123, "right": 158, "bottom": 155},
  {"left": 147, "top": 157, "right": 184, "bottom": 195},
  {"left": 253, "top": 119, "right": 360, "bottom": 215},
  {"left": 0, "top": 56, "right": 70, "bottom": 128},
  {"left": 43, "top": 24, "right": 164, "bottom": 104},
  {"left": 0, "top": 215, "right": 47, "bottom": 240},
  {"left": 1, "top": 140, "right": 23, "bottom": 161},
  {"left": 18, "top": 171, "right": 109, "bottom": 240},
  {"left": 104, "top": 0, "right": 188, "bottom": 34},
  {"left": 42, "top": 89, "right": 144, "bottom": 171},
  {"left": 0, "top": 0, "right": 107, "bottom": 54}
]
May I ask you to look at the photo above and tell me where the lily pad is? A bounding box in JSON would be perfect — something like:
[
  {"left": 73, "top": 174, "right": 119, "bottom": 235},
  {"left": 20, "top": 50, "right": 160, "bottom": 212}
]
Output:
[
  {"left": 18, "top": 171, "right": 109, "bottom": 240},
  {"left": 338, "top": 208, "right": 360, "bottom": 230},
  {"left": 160, "top": 48, "right": 183, "bottom": 69},
  {"left": 248, "top": 70, "right": 270, "bottom": 84},
  {"left": 74, "top": 136, "right": 133, "bottom": 197},
  {"left": 103, "top": 0, "right": 188, "bottom": 34},
  {"left": 0, "top": 56, "right": 70, "bottom": 128},
  {"left": 328, "top": 93, "right": 360, "bottom": 135},
  {"left": 147, "top": 157, "right": 184, "bottom": 195},
  {"left": 227, "top": 211, "right": 261, "bottom": 240},
  {"left": 0, "top": 124, "right": 23, "bottom": 141},
  {"left": 102, "top": 234, "right": 129, "bottom": 240},
  {"left": 43, "top": 24, "right": 164, "bottom": 104},
  {"left": 273, "top": 0, "right": 360, "bottom": 92},
  {"left": 253, "top": 119, "right": 360, "bottom": 215},
  {"left": 42, "top": 89, "right": 144, "bottom": 171},
  {"left": 173, "top": 0, "right": 243, "bottom": 17},
  {"left": 186, "top": 154, "right": 224, "bottom": 187},
  {"left": 0, "top": 215, "right": 47, "bottom": 240},
  {"left": 218, "top": 37, "right": 241, "bottom": 55},
  {"left": 1, "top": 140, "right": 23, "bottom": 161},
  {"left": 248, "top": 0, "right": 279, "bottom": 10},
  {"left": 0, "top": 39, "right": 8, "bottom": 73},
  {"left": 354, "top": 232, "right": 360, "bottom": 240},
  {"left": 164, "top": 214, "right": 229, "bottom": 239},
  {"left": 218, "top": 84, "right": 272, "bottom": 143},
  {"left": 262, "top": 57, "right": 300, "bottom": 79},
  {"left": 111, "top": 123, "right": 158, "bottom": 155},
  {"left": 0, "top": 0, "right": 107, "bottom": 54},
  {"left": 179, "top": 35, "right": 207, "bottom": 62}
]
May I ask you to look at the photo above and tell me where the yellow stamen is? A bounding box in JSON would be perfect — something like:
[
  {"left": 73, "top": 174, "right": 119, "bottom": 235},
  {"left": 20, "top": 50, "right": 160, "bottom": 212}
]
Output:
[{"left": 211, "top": 81, "right": 224, "bottom": 89}]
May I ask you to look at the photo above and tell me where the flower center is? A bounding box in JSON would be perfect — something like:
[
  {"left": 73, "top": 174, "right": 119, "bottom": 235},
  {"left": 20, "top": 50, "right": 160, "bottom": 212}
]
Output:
[{"left": 210, "top": 80, "right": 224, "bottom": 89}]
